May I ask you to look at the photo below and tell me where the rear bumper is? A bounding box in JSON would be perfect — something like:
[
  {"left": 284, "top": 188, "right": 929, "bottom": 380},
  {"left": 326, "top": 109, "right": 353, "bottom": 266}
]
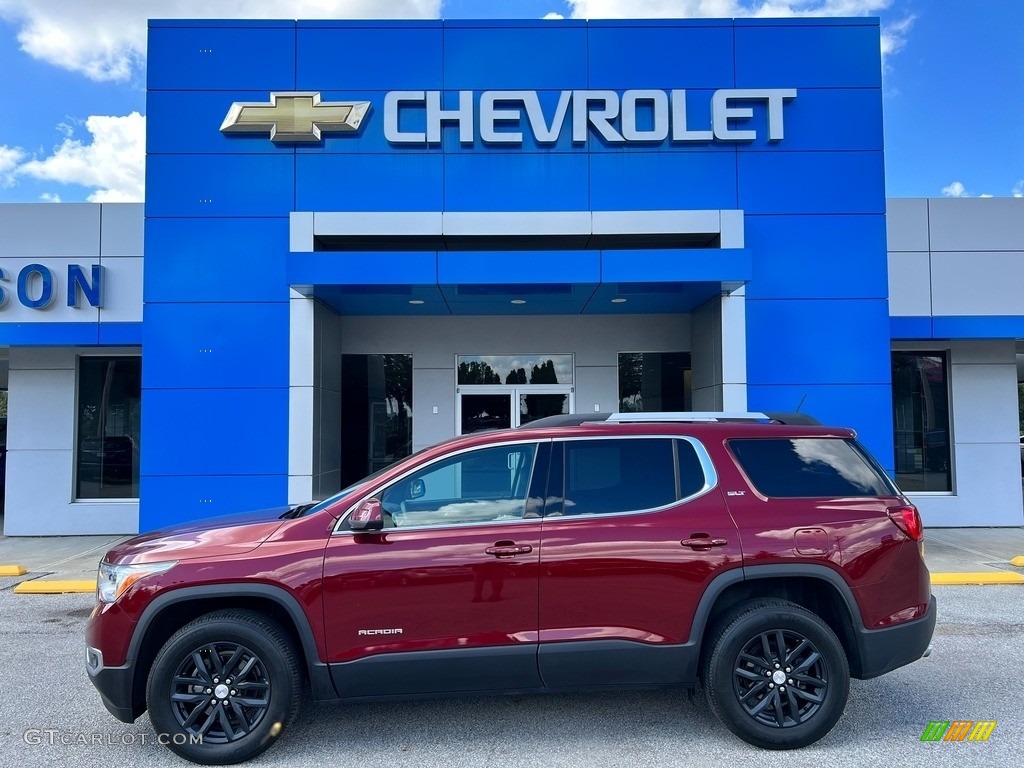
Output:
[{"left": 853, "top": 595, "right": 937, "bottom": 679}]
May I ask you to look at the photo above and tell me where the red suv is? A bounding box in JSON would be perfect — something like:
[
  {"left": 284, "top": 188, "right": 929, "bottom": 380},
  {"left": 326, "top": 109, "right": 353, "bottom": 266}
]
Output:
[{"left": 87, "top": 412, "right": 935, "bottom": 764}]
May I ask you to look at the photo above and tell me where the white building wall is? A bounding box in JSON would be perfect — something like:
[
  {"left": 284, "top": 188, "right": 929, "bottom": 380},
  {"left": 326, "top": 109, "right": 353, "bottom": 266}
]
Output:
[
  {"left": 888, "top": 198, "right": 1024, "bottom": 317},
  {"left": 3, "top": 347, "right": 140, "bottom": 535},
  {"left": 887, "top": 196, "right": 1024, "bottom": 527},
  {"left": 691, "top": 289, "right": 747, "bottom": 412},
  {"left": 335, "top": 314, "right": 691, "bottom": 452},
  {"left": 890, "top": 340, "right": 1023, "bottom": 527}
]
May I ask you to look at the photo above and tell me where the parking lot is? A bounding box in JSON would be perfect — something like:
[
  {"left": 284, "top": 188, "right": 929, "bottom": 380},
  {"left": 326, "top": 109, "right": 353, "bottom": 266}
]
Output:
[{"left": 0, "top": 583, "right": 1019, "bottom": 768}]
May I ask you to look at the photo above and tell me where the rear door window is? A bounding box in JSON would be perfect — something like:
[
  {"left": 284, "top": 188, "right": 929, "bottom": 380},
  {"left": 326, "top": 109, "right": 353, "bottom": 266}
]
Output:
[
  {"left": 550, "top": 438, "right": 683, "bottom": 516},
  {"left": 728, "top": 438, "right": 896, "bottom": 498}
]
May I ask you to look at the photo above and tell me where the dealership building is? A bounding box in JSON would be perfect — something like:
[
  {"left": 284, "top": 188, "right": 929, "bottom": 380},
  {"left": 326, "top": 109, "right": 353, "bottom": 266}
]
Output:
[{"left": 1, "top": 17, "right": 1022, "bottom": 536}]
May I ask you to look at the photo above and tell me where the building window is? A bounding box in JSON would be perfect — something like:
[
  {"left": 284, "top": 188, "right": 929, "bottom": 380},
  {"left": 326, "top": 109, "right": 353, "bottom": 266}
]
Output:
[
  {"left": 618, "top": 352, "right": 691, "bottom": 413},
  {"left": 76, "top": 357, "right": 141, "bottom": 499},
  {"left": 891, "top": 352, "right": 951, "bottom": 492},
  {"left": 457, "top": 354, "right": 573, "bottom": 385},
  {"left": 340, "top": 354, "right": 413, "bottom": 488}
]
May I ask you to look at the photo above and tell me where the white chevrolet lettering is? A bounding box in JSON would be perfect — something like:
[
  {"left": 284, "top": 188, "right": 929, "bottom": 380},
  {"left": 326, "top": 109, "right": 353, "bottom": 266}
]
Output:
[
  {"left": 712, "top": 88, "right": 797, "bottom": 142},
  {"left": 479, "top": 91, "right": 525, "bottom": 143},
  {"left": 573, "top": 90, "right": 623, "bottom": 143},
  {"left": 383, "top": 88, "right": 797, "bottom": 145},
  {"left": 426, "top": 90, "right": 474, "bottom": 144},
  {"left": 384, "top": 90, "right": 426, "bottom": 143},
  {"left": 621, "top": 89, "right": 669, "bottom": 142},
  {"left": 522, "top": 90, "right": 571, "bottom": 143},
  {"left": 671, "top": 89, "right": 713, "bottom": 141}
]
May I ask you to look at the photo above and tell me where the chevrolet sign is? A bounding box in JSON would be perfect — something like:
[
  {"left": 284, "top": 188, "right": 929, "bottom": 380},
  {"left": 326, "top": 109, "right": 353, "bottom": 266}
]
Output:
[
  {"left": 220, "top": 92, "right": 370, "bottom": 142},
  {"left": 222, "top": 88, "right": 796, "bottom": 145}
]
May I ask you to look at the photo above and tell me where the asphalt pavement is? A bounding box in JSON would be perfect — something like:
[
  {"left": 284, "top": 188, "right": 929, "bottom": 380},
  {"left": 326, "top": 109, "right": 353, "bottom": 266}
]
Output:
[{"left": 0, "top": 584, "right": 1020, "bottom": 768}]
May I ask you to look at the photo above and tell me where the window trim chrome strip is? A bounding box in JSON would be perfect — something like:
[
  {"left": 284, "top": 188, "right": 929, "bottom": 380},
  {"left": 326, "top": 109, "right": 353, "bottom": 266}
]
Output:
[{"left": 331, "top": 433, "right": 719, "bottom": 534}]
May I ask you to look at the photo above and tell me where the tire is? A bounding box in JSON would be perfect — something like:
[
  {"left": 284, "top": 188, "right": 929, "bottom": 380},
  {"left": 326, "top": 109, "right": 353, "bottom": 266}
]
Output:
[
  {"left": 702, "top": 598, "right": 850, "bottom": 750},
  {"left": 146, "top": 609, "right": 302, "bottom": 765}
]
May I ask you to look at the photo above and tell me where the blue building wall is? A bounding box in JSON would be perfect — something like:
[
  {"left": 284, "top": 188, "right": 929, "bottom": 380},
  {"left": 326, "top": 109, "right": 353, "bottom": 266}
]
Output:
[{"left": 142, "top": 17, "right": 890, "bottom": 530}]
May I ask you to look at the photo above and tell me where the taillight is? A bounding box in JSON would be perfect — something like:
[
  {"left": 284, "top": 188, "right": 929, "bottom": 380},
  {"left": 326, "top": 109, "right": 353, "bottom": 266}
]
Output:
[{"left": 887, "top": 505, "right": 923, "bottom": 542}]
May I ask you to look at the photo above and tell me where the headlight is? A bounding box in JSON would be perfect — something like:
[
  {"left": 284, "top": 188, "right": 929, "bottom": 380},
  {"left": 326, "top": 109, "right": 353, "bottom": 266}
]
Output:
[{"left": 97, "top": 561, "right": 177, "bottom": 603}]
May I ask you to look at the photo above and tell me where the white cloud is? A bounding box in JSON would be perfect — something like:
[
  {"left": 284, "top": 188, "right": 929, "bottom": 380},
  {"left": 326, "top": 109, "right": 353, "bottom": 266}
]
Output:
[
  {"left": 39, "top": 192, "right": 61, "bottom": 202},
  {"left": 17, "top": 113, "right": 145, "bottom": 202},
  {"left": 0, "top": 0, "right": 441, "bottom": 82},
  {"left": 544, "top": 12, "right": 566, "bottom": 19},
  {"left": 567, "top": 0, "right": 910, "bottom": 64},
  {"left": 0, "top": 145, "right": 26, "bottom": 187},
  {"left": 940, "top": 181, "right": 1024, "bottom": 199},
  {"left": 941, "top": 181, "right": 967, "bottom": 198},
  {"left": 880, "top": 15, "right": 914, "bottom": 59},
  {"left": 567, "top": 0, "right": 893, "bottom": 18}
]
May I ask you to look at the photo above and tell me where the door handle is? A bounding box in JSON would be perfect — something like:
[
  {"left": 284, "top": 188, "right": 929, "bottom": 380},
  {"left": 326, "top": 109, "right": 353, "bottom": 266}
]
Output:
[
  {"left": 681, "top": 536, "right": 729, "bottom": 550},
  {"left": 485, "top": 544, "right": 533, "bottom": 558}
]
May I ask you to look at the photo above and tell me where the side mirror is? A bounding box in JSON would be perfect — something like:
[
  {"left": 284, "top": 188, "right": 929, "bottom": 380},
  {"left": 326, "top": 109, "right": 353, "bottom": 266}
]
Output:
[
  {"left": 350, "top": 499, "right": 384, "bottom": 532},
  {"left": 409, "top": 478, "right": 426, "bottom": 499}
]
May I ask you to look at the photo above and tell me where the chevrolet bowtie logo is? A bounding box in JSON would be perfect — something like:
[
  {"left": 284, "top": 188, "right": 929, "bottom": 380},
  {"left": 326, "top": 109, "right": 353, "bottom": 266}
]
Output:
[{"left": 220, "top": 92, "right": 370, "bottom": 143}]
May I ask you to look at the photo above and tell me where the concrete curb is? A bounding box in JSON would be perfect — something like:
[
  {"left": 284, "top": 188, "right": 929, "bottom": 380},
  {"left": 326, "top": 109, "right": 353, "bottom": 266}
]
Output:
[
  {"left": 13, "top": 579, "right": 97, "bottom": 594},
  {"left": 931, "top": 572, "right": 1024, "bottom": 586},
  {"left": 0, "top": 565, "right": 28, "bottom": 576}
]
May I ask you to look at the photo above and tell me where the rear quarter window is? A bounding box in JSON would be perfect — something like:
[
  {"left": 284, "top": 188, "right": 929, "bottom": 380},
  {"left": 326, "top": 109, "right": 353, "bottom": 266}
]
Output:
[{"left": 729, "top": 437, "right": 895, "bottom": 498}]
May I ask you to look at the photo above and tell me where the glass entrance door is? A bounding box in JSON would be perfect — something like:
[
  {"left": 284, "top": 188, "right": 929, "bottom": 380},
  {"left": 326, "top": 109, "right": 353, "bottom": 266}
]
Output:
[
  {"left": 458, "top": 386, "right": 573, "bottom": 435},
  {"left": 518, "top": 389, "right": 571, "bottom": 427},
  {"left": 460, "top": 392, "right": 514, "bottom": 434}
]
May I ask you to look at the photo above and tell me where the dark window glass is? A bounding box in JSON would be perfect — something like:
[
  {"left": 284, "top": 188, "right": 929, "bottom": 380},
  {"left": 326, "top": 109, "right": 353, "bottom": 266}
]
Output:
[
  {"left": 379, "top": 443, "right": 538, "bottom": 528},
  {"left": 560, "top": 438, "right": 676, "bottom": 516},
  {"left": 341, "top": 354, "right": 413, "bottom": 488},
  {"left": 891, "top": 352, "right": 952, "bottom": 491},
  {"left": 460, "top": 393, "right": 512, "bottom": 434},
  {"left": 618, "top": 352, "right": 691, "bottom": 412},
  {"left": 457, "top": 354, "right": 573, "bottom": 385},
  {"left": 76, "top": 357, "right": 141, "bottom": 499},
  {"left": 729, "top": 438, "right": 894, "bottom": 498},
  {"left": 677, "top": 439, "right": 707, "bottom": 498}
]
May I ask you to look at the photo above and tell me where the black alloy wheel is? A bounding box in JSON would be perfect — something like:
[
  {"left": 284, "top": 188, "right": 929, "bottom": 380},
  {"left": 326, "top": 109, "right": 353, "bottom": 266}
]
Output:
[
  {"left": 147, "top": 610, "right": 302, "bottom": 765},
  {"left": 169, "top": 641, "right": 272, "bottom": 743},
  {"left": 702, "top": 598, "right": 850, "bottom": 750},
  {"left": 732, "top": 628, "right": 828, "bottom": 728}
]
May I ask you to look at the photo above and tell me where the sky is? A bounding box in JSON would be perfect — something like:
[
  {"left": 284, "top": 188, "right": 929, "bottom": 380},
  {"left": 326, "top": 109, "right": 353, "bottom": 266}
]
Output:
[{"left": 0, "top": 0, "right": 1021, "bottom": 204}]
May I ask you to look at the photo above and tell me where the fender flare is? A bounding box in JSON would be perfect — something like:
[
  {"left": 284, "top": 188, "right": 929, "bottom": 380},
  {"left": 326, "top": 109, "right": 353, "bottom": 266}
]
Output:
[
  {"left": 128, "top": 583, "right": 335, "bottom": 700},
  {"left": 689, "top": 563, "right": 864, "bottom": 648}
]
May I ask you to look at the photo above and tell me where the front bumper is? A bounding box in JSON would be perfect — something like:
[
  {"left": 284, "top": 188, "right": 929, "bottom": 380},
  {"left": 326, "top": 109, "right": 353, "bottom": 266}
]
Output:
[
  {"left": 853, "top": 594, "right": 937, "bottom": 679},
  {"left": 86, "top": 646, "right": 143, "bottom": 723}
]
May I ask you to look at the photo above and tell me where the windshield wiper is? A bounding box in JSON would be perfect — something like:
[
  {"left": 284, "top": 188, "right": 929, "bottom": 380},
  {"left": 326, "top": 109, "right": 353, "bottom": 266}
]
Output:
[{"left": 280, "top": 502, "right": 316, "bottom": 520}]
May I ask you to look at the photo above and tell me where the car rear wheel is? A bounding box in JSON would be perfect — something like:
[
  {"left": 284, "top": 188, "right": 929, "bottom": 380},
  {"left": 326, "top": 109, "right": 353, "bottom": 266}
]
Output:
[
  {"left": 146, "top": 609, "right": 302, "bottom": 765},
  {"left": 702, "top": 598, "right": 850, "bottom": 749}
]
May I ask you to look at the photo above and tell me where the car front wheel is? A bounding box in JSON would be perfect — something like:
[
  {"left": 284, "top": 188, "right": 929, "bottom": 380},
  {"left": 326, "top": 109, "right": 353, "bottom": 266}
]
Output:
[
  {"left": 146, "top": 609, "right": 302, "bottom": 765},
  {"left": 702, "top": 598, "right": 850, "bottom": 749}
]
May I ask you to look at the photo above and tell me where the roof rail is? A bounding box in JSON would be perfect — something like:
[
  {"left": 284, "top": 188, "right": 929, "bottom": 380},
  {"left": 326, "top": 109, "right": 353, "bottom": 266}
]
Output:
[
  {"left": 605, "top": 411, "right": 772, "bottom": 423},
  {"left": 521, "top": 412, "right": 822, "bottom": 428}
]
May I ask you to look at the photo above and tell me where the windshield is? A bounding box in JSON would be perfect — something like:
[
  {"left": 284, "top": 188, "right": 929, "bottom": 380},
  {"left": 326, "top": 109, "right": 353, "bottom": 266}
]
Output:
[{"left": 296, "top": 445, "right": 435, "bottom": 517}]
